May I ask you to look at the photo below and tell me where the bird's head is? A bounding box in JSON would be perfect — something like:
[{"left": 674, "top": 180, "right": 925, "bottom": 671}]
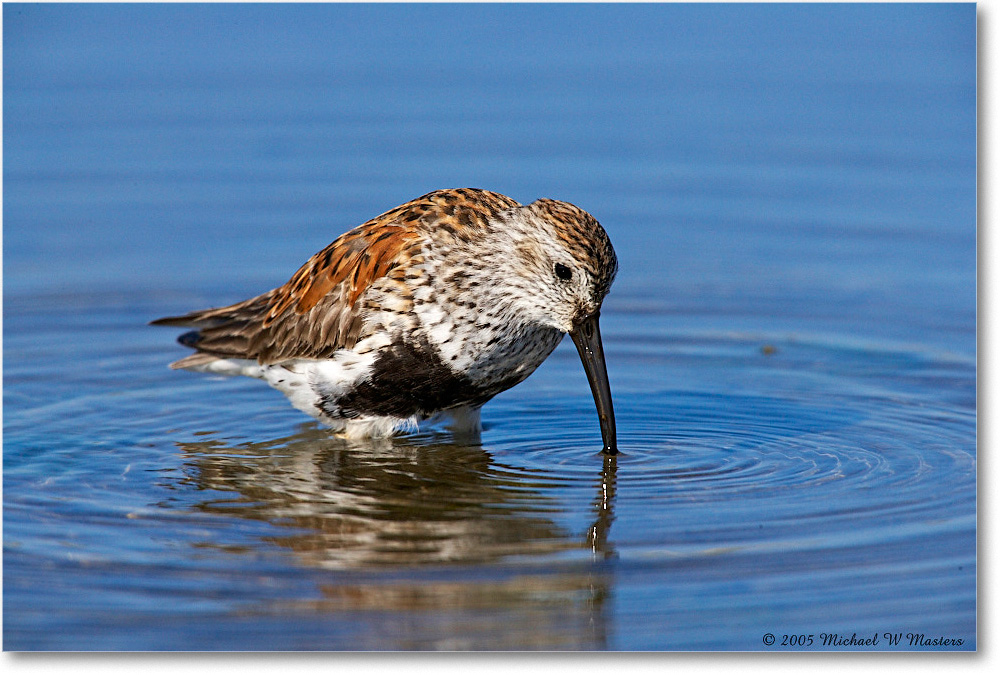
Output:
[{"left": 501, "top": 198, "right": 619, "bottom": 455}]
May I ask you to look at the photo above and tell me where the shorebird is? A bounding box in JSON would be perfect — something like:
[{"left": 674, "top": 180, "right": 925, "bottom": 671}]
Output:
[{"left": 153, "top": 188, "right": 618, "bottom": 454}]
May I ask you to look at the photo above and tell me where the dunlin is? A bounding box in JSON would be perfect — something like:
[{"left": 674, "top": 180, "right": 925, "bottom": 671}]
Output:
[{"left": 153, "top": 188, "right": 619, "bottom": 453}]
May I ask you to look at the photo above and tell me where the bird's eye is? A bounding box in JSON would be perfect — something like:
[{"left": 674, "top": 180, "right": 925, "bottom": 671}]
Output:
[{"left": 554, "top": 263, "right": 573, "bottom": 282}]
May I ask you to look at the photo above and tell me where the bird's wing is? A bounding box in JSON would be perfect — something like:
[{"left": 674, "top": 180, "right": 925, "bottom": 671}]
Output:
[
  {"left": 152, "top": 218, "right": 422, "bottom": 366},
  {"left": 152, "top": 188, "right": 521, "bottom": 367}
]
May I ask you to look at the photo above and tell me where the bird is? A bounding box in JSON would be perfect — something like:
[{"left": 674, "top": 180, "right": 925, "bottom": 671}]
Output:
[{"left": 152, "top": 188, "right": 619, "bottom": 454}]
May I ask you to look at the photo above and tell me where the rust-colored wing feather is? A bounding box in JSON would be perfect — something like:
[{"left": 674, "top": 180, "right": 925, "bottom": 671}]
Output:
[{"left": 263, "top": 222, "right": 420, "bottom": 328}]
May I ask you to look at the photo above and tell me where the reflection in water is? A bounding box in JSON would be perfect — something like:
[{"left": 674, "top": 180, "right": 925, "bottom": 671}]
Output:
[
  {"left": 172, "top": 428, "right": 618, "bottom": 649},
  {"left": 177, "top": 428, "right": 569, "bottom": 566},
  {"left": 589, "top": 455, "right": 617, "bottom": 560}
]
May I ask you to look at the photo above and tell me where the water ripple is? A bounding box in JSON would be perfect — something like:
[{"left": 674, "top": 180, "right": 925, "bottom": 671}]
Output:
[{"left": 4, "top": 319, "right": 976, "bottom": 647}]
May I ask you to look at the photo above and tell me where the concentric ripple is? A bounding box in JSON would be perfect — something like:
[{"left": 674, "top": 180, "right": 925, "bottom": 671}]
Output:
[{"left": 483, "top": 334, "right": 975, "bottom": 564}]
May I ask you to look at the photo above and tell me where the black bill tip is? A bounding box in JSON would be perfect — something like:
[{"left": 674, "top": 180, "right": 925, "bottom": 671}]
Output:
[{"left": 569, "top": 312, "right": 618, "bottom": 455}]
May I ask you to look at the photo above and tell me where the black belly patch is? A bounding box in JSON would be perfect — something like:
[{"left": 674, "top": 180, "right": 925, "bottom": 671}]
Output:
[{"left": 325, "top": 336, "right": 516, "bottom": 419}]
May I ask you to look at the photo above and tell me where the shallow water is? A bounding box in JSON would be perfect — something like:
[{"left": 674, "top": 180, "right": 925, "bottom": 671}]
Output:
[{"left": 3, "top": 4, "right": 976, "bottom": 650}]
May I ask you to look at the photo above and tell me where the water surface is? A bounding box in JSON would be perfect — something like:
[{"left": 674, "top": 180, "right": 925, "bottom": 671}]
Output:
[{"left": 3, "top": 3, "right": 976, "bottom": 650}]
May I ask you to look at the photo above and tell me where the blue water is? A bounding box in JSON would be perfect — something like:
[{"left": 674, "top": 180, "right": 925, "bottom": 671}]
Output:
[{"left": 3, "top": 3, "right": 976, "bottom": 650}]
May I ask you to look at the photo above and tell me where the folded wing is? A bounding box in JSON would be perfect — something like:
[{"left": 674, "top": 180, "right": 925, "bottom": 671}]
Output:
[{"left": 152, "top": 220, "right": 421, "bottom": 367}]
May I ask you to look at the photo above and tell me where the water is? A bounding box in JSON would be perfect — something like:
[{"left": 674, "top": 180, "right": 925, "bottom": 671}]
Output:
[{"left": 3, "top": 4, "right": 976, "bottom": 651}]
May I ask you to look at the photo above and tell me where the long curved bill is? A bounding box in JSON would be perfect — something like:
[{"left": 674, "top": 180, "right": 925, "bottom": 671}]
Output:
[{"left": 569, "top": 312, "right": 618, "bottom": 455}]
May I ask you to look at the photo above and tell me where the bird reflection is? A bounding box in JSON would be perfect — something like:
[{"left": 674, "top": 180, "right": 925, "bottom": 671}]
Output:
[
  {"left": 181, "top": 428, "right": 544, "bottom": 566},
  {"left": 174, "top": 426, "right": 617, "bottom": 567},
  {"left": 170, "top": 427, "right": 619, "bottom": 648}
]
